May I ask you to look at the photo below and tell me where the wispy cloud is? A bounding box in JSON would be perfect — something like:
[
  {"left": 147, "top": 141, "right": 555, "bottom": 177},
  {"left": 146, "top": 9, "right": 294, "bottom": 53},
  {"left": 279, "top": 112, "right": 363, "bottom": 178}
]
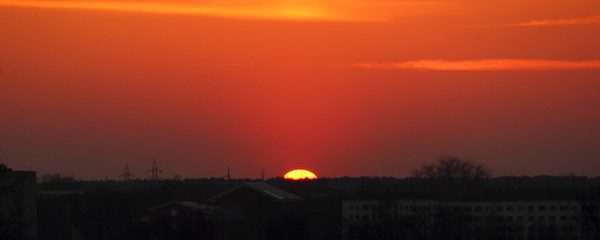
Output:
[
  {"left": 0, "top": 0, "right": 344, "bottom": 21},
  {"left": 355, "top": 59, "right": 600, "bottom": 71},
  {"left": 471, "top": 15, "right": 600, "bottom": 27},
  {"left": 0, "top": 0, "right": 442, "bottom": 21},
  {"left": 507, "top": 15, "right": 600, "bottom": 27}
]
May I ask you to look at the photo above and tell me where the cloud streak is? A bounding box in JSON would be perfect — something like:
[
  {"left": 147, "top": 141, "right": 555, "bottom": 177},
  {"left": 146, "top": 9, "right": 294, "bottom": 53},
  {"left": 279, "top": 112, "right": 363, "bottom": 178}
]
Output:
[
  {"left": 507, "top": 15, "right": 600, "bottom": 27},
  {"left": 471, "top": 15, "right": 600, "bottom": 27},
  {"left": 0, "top": 0, "right": 343, "bottom": 21},
  {"left": 0, "top": 0, "right": 442, "bottom": 21},
  {"left": 355, "top": 59, "right": 600, "bottom": 71}
]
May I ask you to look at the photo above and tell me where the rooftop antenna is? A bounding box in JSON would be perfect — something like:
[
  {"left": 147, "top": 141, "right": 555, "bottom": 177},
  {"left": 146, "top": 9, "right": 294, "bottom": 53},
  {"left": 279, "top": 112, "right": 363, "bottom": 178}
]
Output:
[
  {"left": 120, "top": 163, "right": 134, "bottom": 181},
  {"left": 148, "top": 158, "right": 162, "bottom": 181},
  {"left": 226, "top": 167, "right": 230, "bottom": 180}
]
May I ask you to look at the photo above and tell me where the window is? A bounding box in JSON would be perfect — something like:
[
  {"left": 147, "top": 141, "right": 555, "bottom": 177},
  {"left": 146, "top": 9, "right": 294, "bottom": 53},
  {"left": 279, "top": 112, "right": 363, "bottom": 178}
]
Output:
[
  {"left": 363, "top": 205, "right": 368, "bottom": 210},
  {"left": 350, "top": 215, "right": 354, "bottom": 220},
  {"left": 538, "top": 206, "right": 546, "bottom": 211},
  {"left": 549, "top": 205, "right": 557, "bottom": 211},
  {"left": 517, "top": 206, "right": 525, "bottom": 211},
  {"left": 560, "top": 205, "right": 567, "bottom": 211},
  {"left": 465, "top": 207, "right": 472, "bottom": 212},
  {"left": 350, "top": 205, "right": 354, "bottom": 210},
  {"left": 528, "top": 206, "right": 535, "bottom": 211},
  {"left": 475, "top": 207, "right": 482, "bottom": 212},
  {"left": 527, "top": 216, "right": 534, "bottom": 222},
  {"left": 539, "top": 216, "right": 546, "bottom": 221},
  {"left": 560, "top": 216, "right": 567, "bottom": 221},
  {"left": 571, "top": 206, "right": 578, "bottom": 211},
  {"left": 496, "top": 206, "right": 503, "bottom": 212},
  {"left": 549, "top": 216, "right": 556, "bottom": 221},
  {"left": 517, "top": 216, "right": 524, "bottom": 221},
  {"left": 507, "top": 206, "right": 514, "bottom": 212},
  {"left": 507, "top": 216, "right": 514, "bottom": 221}
]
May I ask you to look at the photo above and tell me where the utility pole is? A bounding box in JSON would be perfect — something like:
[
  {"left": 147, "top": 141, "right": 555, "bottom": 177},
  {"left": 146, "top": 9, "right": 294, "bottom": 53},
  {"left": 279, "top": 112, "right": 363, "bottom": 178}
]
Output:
[
  {"left": 226, "top": 167, "right": 230, "bottom": 180},
  {"left": 148, "top": 158, "right": 162, "bottom": 181},
  {"left": 261, "top": 168, "right": 265, "bottom": 181},
  {"left": 121, "top": 163, "right": 134, "bottom": 181}
]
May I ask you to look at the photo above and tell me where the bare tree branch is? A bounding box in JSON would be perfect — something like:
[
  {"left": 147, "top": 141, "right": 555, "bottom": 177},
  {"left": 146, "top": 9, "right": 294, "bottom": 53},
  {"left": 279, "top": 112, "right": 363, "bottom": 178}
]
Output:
[{"left": 411, "top": 155, "right": 490, "bottom": 179}]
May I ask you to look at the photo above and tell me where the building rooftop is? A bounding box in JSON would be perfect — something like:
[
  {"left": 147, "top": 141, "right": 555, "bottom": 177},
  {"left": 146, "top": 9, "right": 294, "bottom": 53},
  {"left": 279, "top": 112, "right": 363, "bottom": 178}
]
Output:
[
  {"left": 209, "top": 182, "right": 301, "bottom": 203},
  {"left": 148, "top": 201, "right": 205, "bottom": 212}
]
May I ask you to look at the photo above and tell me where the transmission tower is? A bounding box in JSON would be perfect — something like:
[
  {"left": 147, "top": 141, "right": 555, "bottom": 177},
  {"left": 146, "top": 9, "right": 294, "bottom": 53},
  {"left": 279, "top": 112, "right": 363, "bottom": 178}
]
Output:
[
  {"left": 148, "top": 158, "right": 162, "bottom": 180},
  {"left": 261, "top": 168, "right": 265, "bottom": 181},
  {"left": 120, "top": 163, "right": 134, "bottom": 181},
  {"left": 226, "top": 167, "right": 231, "bottom": 180}
]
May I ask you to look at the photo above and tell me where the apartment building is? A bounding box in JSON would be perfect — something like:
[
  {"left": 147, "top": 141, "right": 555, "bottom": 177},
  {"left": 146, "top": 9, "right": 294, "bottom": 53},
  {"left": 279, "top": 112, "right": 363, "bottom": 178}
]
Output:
[{"left": 343, "top": 198, "right": 595, "bottom": 240}]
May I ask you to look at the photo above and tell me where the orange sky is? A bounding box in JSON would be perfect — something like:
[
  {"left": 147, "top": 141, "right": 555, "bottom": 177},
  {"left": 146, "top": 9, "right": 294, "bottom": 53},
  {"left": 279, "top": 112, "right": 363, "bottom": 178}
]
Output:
[{"left": 1, "top": 0, "right": 599, "bottom": 179}]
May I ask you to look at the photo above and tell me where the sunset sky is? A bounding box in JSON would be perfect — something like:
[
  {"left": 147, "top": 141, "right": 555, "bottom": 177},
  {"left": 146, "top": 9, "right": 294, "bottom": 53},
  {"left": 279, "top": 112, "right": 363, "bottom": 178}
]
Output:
[{"left": 1, "top": 0, "right": 599, "bottom": 179}]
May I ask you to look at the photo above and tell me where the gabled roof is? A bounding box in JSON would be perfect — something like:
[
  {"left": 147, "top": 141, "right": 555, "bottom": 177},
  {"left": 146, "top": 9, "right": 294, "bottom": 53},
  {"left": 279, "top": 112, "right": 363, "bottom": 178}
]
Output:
[
  {"left": 148, "top": 201, "right": 205, "bottom": 212},
  {"left": 209, "top": 182, "right": 301, "bottom": 203}
]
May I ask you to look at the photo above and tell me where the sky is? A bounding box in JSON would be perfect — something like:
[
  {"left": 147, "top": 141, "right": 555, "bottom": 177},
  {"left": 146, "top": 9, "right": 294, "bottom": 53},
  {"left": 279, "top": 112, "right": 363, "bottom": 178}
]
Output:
[{"left": 0, "top": 0, "right": 599, "bottom": 180}]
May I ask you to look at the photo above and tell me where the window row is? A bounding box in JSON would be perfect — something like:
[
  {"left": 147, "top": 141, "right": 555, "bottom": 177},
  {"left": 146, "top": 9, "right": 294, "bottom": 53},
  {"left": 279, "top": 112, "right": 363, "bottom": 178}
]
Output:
[
  {"left": 347, "top": 214, "right": 580, "bottom": 223},
  {"left": 348, "top": 204, "right": 579, "bottom": 212}
]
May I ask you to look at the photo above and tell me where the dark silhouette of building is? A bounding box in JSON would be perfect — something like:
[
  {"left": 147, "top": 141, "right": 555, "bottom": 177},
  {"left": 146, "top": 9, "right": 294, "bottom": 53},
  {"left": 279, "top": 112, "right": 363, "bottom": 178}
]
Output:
[{"left": 0, "top": 167, "right": 36, "bottom": 240}]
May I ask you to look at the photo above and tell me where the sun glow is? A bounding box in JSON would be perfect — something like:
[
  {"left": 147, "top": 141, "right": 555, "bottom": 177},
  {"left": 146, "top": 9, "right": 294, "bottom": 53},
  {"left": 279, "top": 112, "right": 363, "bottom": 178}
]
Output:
[
  {"left": 0, "top": 0, "right": 342, "bottom": 21},
  {"left": 0, "top": 0, "right": 445, "bottom": 21},
  {"left": 283, "top": 169, "right": 318, "bottom": 180}
]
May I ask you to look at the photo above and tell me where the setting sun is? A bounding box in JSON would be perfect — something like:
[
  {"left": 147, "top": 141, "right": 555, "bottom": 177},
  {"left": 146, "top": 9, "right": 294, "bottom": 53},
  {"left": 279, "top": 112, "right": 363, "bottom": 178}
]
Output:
[{"left": 283, "top": 169, "right": 318, "bottom": 180}]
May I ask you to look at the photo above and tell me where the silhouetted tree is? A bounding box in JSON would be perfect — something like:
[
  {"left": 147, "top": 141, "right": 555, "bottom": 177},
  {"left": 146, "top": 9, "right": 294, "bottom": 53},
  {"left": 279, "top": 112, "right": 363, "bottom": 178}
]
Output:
[
  {"left": 411, "top": 155, "right": 490, "bottom": 200},
  {"left": 398, "top": 156, "right": 493, "bottom": 239},
  {"left": 411, "top": 155, "right": 490, "bottom": 179}
]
